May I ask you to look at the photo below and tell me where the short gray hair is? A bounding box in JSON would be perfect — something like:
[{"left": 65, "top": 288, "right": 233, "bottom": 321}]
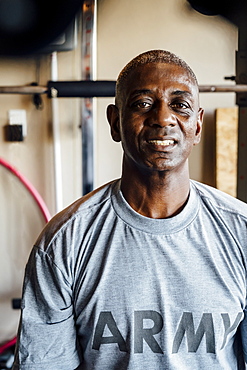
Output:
[{"left": 116, "top": 49, "right": 198, "bottom": 106}]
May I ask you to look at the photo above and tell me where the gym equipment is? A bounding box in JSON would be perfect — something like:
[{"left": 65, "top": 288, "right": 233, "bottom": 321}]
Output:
[
  {"left": 187, "top": 0, "right": 246, "bottom": 27},
  {"left": 0, "top": 81, "right": 247, "bottom": 96}
]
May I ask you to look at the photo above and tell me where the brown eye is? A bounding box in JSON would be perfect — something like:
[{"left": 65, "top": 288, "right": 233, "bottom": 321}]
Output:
[
  {"left": 138, "top": 102, "right": 151, "bottom": 108},
  {"left": 170, "top": 102, "right": 189, "bottom": 109},
  {"left": 133, "top": 100, "right": 152, "bottom": 109}
]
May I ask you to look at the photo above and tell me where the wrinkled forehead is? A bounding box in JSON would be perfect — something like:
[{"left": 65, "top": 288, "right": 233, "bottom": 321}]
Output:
[{"left": 116, "top": 62, "right": 199, "bottom": 105}]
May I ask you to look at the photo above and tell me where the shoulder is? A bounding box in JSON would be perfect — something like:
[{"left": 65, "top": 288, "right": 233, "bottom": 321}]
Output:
[
  {"left": 191, "top": 180, "right": 247, "bottom": 220},
  {"left": 35, "top": 179, "right": 120, "bottom": 250}
]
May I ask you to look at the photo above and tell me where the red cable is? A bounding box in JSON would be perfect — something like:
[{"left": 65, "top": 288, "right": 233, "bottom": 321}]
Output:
[
  {"left": 0, "top": 157, "right": 51, "bottom": 223},
  {"left": 0, "top": 338, "right": 16, "bottom": 355},
  {"left": 0, "top": 157, "right": 51, "bottom": 353}
]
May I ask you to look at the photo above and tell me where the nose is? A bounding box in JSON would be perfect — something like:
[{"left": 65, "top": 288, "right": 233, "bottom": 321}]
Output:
[{"left": 149, "top": 102, "right": 176, "bottom": 128}]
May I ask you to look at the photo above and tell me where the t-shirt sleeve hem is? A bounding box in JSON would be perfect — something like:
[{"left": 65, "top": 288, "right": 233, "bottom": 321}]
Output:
[{"left": 12, "top": 357, "right": 81, "bottom": 370}]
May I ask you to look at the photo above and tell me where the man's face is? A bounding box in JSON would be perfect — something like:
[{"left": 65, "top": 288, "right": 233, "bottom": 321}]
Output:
[{"left": 108, "top": 62, "right": 204, "bottom": 174}]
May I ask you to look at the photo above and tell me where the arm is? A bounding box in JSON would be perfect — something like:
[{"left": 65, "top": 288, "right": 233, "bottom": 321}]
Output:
[{"left": 12, "top": 246, "right": 81, "bottom": 370}]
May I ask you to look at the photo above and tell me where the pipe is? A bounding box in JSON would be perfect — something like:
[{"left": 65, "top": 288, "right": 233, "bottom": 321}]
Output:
[
  {"left": 0, "top": 85, "right": 47, "bottom": 94},
  {"left": 199, "top": 84, "right": 247, "bottom": 92},
  {"left": 81, "top": 0, "right": 97, "bottom": 195},
  {"left": 50, "top": 52, "right": 63, "bottom": 213}
]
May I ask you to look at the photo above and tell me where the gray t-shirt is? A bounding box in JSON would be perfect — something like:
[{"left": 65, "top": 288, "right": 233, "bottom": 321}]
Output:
[{"left": 13, "top": 180, "right": 247, "bottom": 369}]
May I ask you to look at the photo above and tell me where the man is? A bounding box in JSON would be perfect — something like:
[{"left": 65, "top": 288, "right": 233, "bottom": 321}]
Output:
[{"left": 13, "top": 50, "right": 247, "bottom": 369}]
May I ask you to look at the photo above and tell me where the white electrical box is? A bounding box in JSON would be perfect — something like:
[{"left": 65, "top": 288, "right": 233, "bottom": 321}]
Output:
[{"left": 8, "top": 109, "right": 27, "bottom": 136}]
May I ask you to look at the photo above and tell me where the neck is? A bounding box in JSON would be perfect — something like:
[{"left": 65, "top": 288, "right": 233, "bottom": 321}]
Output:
[{"left": 120, "top": 162, "right": 191, "bottom": 219}]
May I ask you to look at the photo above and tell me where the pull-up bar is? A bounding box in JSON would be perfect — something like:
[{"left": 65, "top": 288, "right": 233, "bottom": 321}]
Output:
[{"left": 0, "top": 81, "right": 246, "bottom": 97}]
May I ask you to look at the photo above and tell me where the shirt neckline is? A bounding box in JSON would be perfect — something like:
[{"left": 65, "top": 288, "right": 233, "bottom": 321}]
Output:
[{"left": 111, "top": 180, "right": 200, "bottom": 235}]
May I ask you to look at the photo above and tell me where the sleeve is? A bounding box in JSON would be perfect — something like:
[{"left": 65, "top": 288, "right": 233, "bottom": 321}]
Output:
[{"left": 12, "top": 246, "right": 81, "bottom": 370}]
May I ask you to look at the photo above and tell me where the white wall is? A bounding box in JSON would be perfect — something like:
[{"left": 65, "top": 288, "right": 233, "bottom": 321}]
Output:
[
  {"left": 0, "top": 51, "right": 82, "bottom": 343},
  {"left": 0, "top": 0, "right": 238, "bottom": 345}
]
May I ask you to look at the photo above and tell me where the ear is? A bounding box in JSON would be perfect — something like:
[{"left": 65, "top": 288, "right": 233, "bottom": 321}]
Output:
[
  {"left": 107, "top": 104, "right": 121, "bottom": 142},
  {"left": 193, "top": 108, "right": 204, "bottom": 145}
]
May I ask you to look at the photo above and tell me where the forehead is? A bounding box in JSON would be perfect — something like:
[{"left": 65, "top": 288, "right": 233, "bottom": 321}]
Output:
[{"left": 123, "top": 62, "right": 198, "bottom": 99}]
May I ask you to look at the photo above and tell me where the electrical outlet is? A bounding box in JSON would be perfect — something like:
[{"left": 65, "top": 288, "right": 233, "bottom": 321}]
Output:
[{"left": 8, "top": 109, "right": 27, "bottom": 136}]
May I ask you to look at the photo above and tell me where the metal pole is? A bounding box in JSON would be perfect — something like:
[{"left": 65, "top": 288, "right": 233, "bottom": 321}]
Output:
[
  {"left": 0, "top": 85, "right": 47, "bottom": 94},
  {"left": 199, "top": 85, "right": 247, "bottom": 93},
  {"left": 81, "top": 0, "right": 96, "bottom": 195},
  {"left": 3, "top": 83, "right": 247, "bottom": 96},
  {"left": 50, "top": 51, "right": 64, "bottom": 213}
]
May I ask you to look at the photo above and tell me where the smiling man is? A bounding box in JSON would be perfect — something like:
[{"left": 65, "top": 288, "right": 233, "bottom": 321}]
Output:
[{"left": 13, "top": 50, "right": 247, "bottom": 370}]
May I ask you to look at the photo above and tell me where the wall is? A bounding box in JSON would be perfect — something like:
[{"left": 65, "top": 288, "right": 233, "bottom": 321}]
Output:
[
  {"left": 0, "top": 50, "right": 82, "bottom": 342},
  {"left": 0, "top": 0, "right": 238, "bottom": 345}
]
